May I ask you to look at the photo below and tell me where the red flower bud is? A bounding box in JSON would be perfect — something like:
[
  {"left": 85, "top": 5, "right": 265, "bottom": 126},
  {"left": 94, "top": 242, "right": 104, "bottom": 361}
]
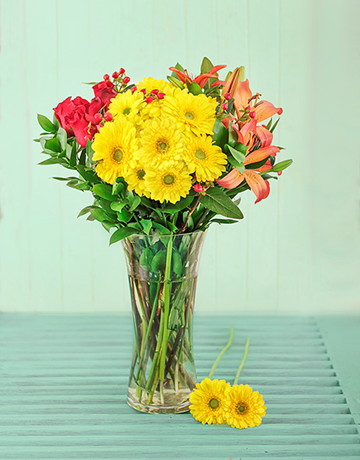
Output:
[
  {"left": 221, "top": 102, "right": 228, "bottom": 111},
  {"left": 94, "top": 113, "right": 102, "bottom": 122},
  {"left": 103, "top": 74, "right": 110, "bottom": 81},
  {"left": 224, "top": 92, "right": 231, "bottom": 100},
  {"left": 151, "top": 89, "right": 159, "bottom": 95},
  {"left": 119, "top": 68, "right": 125, "bottom": 75},
  {"left": 145, "top": 96, "right": 154, "bottom": 103},
  {"left": 249, "top": 111, "right": 256, "bottom": 118},
  {"left": 131, "top": 86, "right": 137, "bottom": 93},
  {"left": 277, "top": 171, "right": 283, "bottom": 176},
  {"left": 112, "top": 72, "right": 119, "bottom": 79},
  {"left": 123, "top": 76, "right": 130, "bottom": 84},
  {"left": 104, "top": 112, "right": 112, "bottom": 121},
  {"left": 193, "top": 184, "right": 204, "bottom": 193},
  {"left": 140, "top": 88, "right": 147, "bottom": 95},
  {"left": 157, "top": 92, "right": 165, "bottom": 100}
]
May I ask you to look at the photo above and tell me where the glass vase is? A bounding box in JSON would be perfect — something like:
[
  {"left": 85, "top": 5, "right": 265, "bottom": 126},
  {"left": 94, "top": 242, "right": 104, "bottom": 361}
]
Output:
[{"left": 121, "top": 231, "right": 207, "bottom": 414}]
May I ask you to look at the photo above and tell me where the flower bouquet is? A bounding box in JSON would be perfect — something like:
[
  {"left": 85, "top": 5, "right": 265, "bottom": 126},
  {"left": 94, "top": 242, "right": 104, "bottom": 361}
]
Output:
[{"left": 36, "top": 57, "right": 291, "bottom": 413}]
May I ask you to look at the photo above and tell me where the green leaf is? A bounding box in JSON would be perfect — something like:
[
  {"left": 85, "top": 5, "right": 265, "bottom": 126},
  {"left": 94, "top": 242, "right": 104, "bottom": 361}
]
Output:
[
  {"left": 167, "top": 76, "right": 185, "bottom": 89},
  {"left": 188, "top": 81, "right": 202, "bottom": 95},
  {"left": 112, "top": 179, "right": 125, "bottom": 196},
  {"left": 270, "top": 159, "right": 293, "bottom": 172},
  {"left": 86, "top": 140, "right": 94, "bottom": 163},
  {"left": 212, "top": 119, "right": 228, "bottom": 148},
  {"left": 109, "top": 227, "right": 139, "bottom": 245},
  {"left": 228, "top": 124, "right": 238, "bottom": 147},
  {"left": 116, "top": 208, "right": 132, "bottom": 223},
  {"left": 245, "top": 157, "right": 269, "bottom": 170},
  {"left": 37, "top": 114, "right": 57, "bottom": 133},
  {"left": 77, "top": 206, "right": 99, "bottom": 218},
  {"left": 70, "top": 141, "right": 77, "bottom": 167},
  {"left": 74, "top": 182, "right": 90, "bottom": 191},
  {"left": 77, "top": 165, "right": 100, "bottom": 183},
  {"left": 228, "top": 145, "right": 245, "bottom": 164},
  {"left": 200, "top": 187, "right": 243, "bottom": 219},
  {"left": 38, "top": 158, "right": 62, "bottom": 166},
  {"left": 234, "top": 142, "right": 247, "bottom": 155},
  {"left": 90, "top": 208, "right": 110, "bottom": 222},
  {"left": 200, "top": 57, "right": 214, "bottom": 75},
  {"left": 172, "top": 250, "right": 182, "bottom": 277},
  {"left": 151, "top": 249, "right": 167, "bottom": 272},
  {"left": 102, "top": 221, "right": 116, "bottom": 232},
  {"left": 211, "top": 218, "right": 238, "bottom": 225},
  {"left": 140, "top": 219, "right": 152, "bottom": 235},
  {"left": 110, "top": 200, "right": 128, "bottom": 212},
  {"left": 139, "top": 246, "right": 154, "bottom": 270},
  {"left": 227, "top": 155, "right": 245, "bottom": 174},
  {"left": 161, "top": 194, "right": 194, "bottom": 214},
  {"left": 79, "top": 149, "right": 86, "bottom": 166},
  {"left": 53, "top": 176, "right": 78, "bottom": 181},
  {"left": 129, "top": 194, "right": 141, "bottom": 212},
  {"left": 270, "top": 117, "right": 280, "bottom": 133},
  {"left": 66, "top": 179, "right": 79, "bottom": 188},
  {"left": 93, "top": 183, "right": 117, "bottom": 201},
  {"left": 57, "top": 127, "right": 67, "bottom": 150},
  {"left": 45, "top": 138, "right": 61, "bottom": 153},
  {"left": 152, "top": 222, "right": 171, "bottom": 235},
  {"left": 171, "top": 62, "right": 185, "bottom": 79}
]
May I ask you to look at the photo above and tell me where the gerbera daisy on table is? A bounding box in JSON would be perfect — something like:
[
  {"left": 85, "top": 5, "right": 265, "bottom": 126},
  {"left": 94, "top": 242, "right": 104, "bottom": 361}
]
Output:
[
  {"left": 224, "top": 384, "right": 267, "bottom": 429},
  {"left": 189, "top": 378, "right": 230, "bottom": 425}
]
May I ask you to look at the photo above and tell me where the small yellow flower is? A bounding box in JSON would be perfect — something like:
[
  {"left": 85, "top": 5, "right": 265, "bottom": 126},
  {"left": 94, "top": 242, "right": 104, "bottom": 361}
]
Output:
[
  {"left": 92, "top": 117, "right": 138, "bottom": 185},
  {"left": 137, "top": 77, "right": 175, "bottom": 96},
  {"left": 184, "top": 134, "right": 227, "bottom": 182},
  {"left": 124, "top": 159, "right": 151, "bottom": 198},
  {"left": 224, "top": 384, "right": 266, "bottom": 429},
  {"left": 145, "top": 163, "right": 192, "bottom": 204},
  {"left": 189, "top": 378, "right": 231, "bottom": 425},
  {"left": 108, "top": 90, "right": 144, "bottom": 125}
]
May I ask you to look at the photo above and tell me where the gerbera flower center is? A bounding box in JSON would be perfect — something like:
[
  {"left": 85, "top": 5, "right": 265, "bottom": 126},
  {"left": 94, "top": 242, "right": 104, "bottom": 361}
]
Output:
[
  {"left": 157, "top": 141, "right": 169, "bottom": 152},
  {"left": 195, "top": 149, "right": 207, "bottom": 161},
  {"left": 163, "top": 174, "right": 175, "bottom": 185},
  {"left": 185, "top": 111, "right": 195, "bottom": 120},
  {"left": 238, "top": 404, "right": 247, "bottom": 413},
  {"left": 123, "top": 107, "right": 131, "bottom": 115},
  {"left": 113, "top": 149, "right": 123, "bottom": 162},
  {"left": 209, "top": 398, "right": 220, "bottom": 410},
  {"left": 137, "top": 170, "right": 145, "bottom": 180}
]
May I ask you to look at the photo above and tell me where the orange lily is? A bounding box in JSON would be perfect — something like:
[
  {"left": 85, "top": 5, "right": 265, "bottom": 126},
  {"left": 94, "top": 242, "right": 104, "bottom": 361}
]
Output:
[
  {"left": 169, "top": 64, "right": 227, "bottom": 89},
  {"left": 223, "top": 68, "right": 283, "bottom": 122}
]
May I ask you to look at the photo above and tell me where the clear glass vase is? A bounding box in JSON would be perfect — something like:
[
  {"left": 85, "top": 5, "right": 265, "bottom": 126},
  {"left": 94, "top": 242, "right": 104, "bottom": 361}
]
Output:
[{"left": 121, "top": 231, "right": 207, "bottom": 414}]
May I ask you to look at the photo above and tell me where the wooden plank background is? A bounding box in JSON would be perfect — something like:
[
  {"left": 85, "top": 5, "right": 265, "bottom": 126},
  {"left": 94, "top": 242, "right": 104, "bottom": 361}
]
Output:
[{"left": 0, "top": 0, "right": 359, "bottom": 314}]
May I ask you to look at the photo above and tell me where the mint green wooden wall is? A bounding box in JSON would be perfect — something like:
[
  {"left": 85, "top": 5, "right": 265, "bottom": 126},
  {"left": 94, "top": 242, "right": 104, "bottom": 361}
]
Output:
[{"left": 0, "top": 0, "right": 359, "bottom": 314}]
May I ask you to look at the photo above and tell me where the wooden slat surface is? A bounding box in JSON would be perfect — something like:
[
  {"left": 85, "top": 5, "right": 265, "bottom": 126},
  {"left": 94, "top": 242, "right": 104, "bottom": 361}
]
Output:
[{"left": 0, "top": 314, "right": 359, "bottom": 459}]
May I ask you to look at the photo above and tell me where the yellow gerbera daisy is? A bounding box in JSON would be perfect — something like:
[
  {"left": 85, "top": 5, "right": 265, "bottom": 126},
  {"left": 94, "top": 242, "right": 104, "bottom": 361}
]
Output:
[
  {"left": 189, "top": 378, "right": 231, "bottom": 425},
  {"left": 145, "top": 163, "right": 192, "bottom": 204},
  {"left": 108, "top": 90, "right": 144, "bottom": 125},
  {"left": 124, "top": 159, "right": 151, "bottom": 198},
  {"left": 162, "top": 91, "right": 217, "bottom": 136},
  {"left": 184, "top": 134, "right": 227, "bottom": 182},
  {"left": 224, "top": 384, "right": 267, "bottom": 429},
  {"left": 92, "top": 117, "right": 139, "bottom": 185},
  {"left": 137, "top": 77, "right": 175, "bottom": 96},
  {"left": 138, "top": 118, "right": 184, "bottom": 169}
]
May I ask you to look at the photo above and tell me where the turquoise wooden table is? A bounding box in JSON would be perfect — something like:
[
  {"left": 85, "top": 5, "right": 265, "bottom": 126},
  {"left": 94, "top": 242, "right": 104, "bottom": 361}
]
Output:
[{"left": 0, "top": 314, "right": 359, "bottom": 459}]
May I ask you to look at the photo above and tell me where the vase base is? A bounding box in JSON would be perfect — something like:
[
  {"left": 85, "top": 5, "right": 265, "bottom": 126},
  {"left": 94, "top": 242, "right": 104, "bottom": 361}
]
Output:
[{"left": 127, "top": 388, "right": 191, "bottom": 414}]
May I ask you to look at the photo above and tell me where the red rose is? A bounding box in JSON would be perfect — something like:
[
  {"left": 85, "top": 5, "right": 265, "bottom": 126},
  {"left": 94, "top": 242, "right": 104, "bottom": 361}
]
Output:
[
  {"left": 53, "top": 96, "right": 89, "bottom": 135},
  {"left": 92, "top": 81, "right": 117, "bottom": 107},
  {"left": 85, "top": 97, "right": 104, "bottom": 125},
  {"left": 66, "top": 105, "right": 90, "bottom": 148}
]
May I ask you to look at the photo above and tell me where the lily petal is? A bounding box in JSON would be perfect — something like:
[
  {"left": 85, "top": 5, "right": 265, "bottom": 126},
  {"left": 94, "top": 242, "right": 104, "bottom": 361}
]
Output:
[
  {"left": 216, "top": 169, "right": 245, "bottom": 189},
  {"left": 209, "top": 64, "right": 227, "bottom": 74},
  {"left": 243, "top": 170, "right": 270, "bottom": 203},
  {"left": 256, "top": 125, "right": 273, "bottom": 147},
  {"left": 168, "top": 67, "right": 187, "bottom": 83},
  {"left": 244, "top": 146, "right": 279, "bottom": 166},
  {"left": 234, "top": 79, "right": 253, "bottom": 110},
  {"left": 254, "top": 100, "right": 283, "bottom": 123},
  {"left": 240, "top": 119, "right": 257, "bottom": 147},
  {"left": 195, "top": 73, "right": 220, "bottom": 88},
  {"left": 222, "top": 67, "right": 242, "bottom": 98}
]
